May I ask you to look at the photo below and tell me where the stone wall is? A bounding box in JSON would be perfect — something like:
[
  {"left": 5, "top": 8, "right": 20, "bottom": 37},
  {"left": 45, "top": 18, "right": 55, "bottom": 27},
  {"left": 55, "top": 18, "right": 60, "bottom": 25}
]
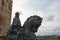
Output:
[{"left": 0, "top": 0, "right": 12, "bottom": 36}]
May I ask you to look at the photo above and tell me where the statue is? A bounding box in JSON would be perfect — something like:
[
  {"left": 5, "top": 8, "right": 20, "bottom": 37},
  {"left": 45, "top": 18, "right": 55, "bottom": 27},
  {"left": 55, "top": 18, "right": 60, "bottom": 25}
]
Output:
[
  {"left": 22, "top": 15, "right": 43, "bottom": 40},
  {"left": 4, "top": 12, "right": 22, "bottom": 40},
  {"left": 4, "top": 12, "right": 43, "bottom": 40}
]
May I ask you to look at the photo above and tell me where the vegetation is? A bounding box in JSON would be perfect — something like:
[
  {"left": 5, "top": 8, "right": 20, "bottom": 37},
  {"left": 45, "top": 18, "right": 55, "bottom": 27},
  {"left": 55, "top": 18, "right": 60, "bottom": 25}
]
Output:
[
  {"left": 0, "top": 36, "right": 60, "bottom": 40},
  {"left": 0, "top": 36, "right": 4, "bottom": 40},
  {"left": 37, "top": 35, "right": 60, "bottom": 40}
]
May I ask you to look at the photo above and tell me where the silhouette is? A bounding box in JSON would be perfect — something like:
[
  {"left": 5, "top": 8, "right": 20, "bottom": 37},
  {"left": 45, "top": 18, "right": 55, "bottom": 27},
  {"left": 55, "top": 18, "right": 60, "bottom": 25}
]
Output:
[
  {"left": 4, "top": 12, "right": 43, "bottom": 40},
  {"left": 4, "top": 12, "right": 21, "bottom": 40},
  {"left": 23, "top": 15, "right": 43, "bottom": 40}
]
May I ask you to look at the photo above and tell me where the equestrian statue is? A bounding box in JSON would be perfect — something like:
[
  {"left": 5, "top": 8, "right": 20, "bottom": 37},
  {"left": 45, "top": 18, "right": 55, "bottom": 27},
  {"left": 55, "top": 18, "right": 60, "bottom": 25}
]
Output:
[{"left": 4, "top": 12, "right": 43, "bottom": 40}]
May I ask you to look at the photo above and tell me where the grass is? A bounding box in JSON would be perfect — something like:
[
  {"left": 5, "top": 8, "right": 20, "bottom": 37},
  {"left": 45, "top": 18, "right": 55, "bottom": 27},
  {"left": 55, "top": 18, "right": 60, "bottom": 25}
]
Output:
[
  {"left": 0, "top": 36, "right": 60, "bottom": 40},
  {"left": 0, "top": 36, "right": 4, "bottom": 40}
]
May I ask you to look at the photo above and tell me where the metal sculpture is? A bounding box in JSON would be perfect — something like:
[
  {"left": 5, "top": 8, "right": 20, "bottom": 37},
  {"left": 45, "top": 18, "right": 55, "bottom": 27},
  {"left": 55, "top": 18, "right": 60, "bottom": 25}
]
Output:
[{"left": 4, "top": 12, "right": 43, "bottom": 40}]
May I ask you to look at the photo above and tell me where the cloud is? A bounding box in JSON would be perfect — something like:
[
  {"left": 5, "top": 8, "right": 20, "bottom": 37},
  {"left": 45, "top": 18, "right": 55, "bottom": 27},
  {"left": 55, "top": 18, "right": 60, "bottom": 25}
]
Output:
[
  {"left": 12, "top": 0, "right": 60, "bottom": 35},
  {"left": 47, "top": 0, "right": 60, "bottom": 14},
  {"left": 44, "top": 15, "right": 55, "bottom": 21},
  {"left": 36, "top": 31, "right": 60, "bottom": 36}
]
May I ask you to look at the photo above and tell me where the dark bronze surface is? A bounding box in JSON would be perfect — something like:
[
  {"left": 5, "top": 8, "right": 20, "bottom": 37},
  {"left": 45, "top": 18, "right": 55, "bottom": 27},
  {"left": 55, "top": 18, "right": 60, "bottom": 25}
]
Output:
[{"left": 4, "top": 12, "right": 43, "bottom": 40}]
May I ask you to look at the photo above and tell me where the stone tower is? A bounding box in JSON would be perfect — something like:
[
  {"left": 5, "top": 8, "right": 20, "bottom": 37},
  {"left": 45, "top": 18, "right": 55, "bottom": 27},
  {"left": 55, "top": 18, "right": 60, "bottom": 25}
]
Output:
[{"left": 0, "top": 0, "right": 12, "bottom": 36}]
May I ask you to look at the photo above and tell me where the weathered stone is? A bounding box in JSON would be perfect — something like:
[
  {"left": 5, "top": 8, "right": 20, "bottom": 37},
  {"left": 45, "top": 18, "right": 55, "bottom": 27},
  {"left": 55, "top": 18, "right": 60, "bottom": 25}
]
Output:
[{"left": 0, "top": 0, "right": 12, "bottom": 36}]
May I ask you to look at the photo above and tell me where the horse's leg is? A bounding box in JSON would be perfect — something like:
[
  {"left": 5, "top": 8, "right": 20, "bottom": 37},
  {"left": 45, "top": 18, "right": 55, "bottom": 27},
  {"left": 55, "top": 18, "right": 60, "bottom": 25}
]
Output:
[
  {"left": 24, "top": 34, "right": 36, "bottom": 40},
  {"left": 4, "top": 36, "right": 10, "bottom": 40},
  {"left": 30, "top": 34, "right": 36, "bottom": 40},
  {"left": 4, "top": 37, "right": 12, "bottom": 40}
]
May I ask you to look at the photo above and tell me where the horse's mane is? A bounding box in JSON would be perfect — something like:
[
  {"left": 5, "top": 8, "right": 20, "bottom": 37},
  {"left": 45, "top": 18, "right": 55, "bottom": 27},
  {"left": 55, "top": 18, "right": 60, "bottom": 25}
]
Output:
[
  {"left": 25, "top": 15, "right": 42, "bottom": 22},
  {"left": 23, "top": 15, "right": 43, "bottom": 33}
]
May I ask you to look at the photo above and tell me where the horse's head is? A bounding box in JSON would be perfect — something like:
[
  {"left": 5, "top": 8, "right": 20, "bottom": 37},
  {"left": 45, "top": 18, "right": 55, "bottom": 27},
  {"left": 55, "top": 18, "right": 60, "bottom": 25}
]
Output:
[
  {"left": 23, "top": 15, "right": 43, "bottom": 33},
  {"left": 32, "top": 16, "right": 42, "bottom": 25},
  {"left": 30, "top": 15, "right": 43, "bottom": 32}
]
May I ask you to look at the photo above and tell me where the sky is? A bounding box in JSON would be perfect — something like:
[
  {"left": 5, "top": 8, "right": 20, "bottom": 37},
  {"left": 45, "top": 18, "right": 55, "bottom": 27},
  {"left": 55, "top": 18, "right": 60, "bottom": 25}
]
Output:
[{"left": 12, "top": 0, "right": 60, "bottom": 36}]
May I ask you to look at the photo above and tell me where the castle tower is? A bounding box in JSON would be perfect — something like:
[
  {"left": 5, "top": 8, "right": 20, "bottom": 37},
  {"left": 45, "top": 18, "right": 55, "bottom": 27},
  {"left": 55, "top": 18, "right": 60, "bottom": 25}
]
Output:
[{"left": 0, "top": 0, "right": 12, "bottom": 36}]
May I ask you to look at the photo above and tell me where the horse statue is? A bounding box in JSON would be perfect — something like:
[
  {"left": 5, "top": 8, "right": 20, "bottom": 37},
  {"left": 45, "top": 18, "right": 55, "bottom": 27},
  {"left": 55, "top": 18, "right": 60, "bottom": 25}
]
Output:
[
  {"left": 23, "top": 15, "right": 43, "bottom": 40},
  {"left": 4, "top": 12, "right": 22, "bottom": 40},
  {"left": 4, "top": 12, "right": 43, "bottom": 40}
]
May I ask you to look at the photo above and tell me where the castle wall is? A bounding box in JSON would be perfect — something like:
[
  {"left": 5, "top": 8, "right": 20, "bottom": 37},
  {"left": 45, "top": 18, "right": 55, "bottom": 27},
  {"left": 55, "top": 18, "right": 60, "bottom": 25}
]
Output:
[{"left": 0, "top": 0, "right": 12, "bottom": 36}]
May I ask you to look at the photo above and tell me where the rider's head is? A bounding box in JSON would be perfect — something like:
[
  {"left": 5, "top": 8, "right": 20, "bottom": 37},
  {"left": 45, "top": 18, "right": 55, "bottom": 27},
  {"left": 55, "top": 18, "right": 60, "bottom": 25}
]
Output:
[{"left": 15, "top": 12, "right": 20, "bottom": 17}]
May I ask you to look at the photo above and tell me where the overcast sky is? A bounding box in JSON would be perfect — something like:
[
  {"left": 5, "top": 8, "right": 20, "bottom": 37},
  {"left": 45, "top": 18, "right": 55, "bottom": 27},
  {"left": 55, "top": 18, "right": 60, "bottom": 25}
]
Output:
[{"left": 12, "top": 0, "right": 60, "bottom": 36}]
